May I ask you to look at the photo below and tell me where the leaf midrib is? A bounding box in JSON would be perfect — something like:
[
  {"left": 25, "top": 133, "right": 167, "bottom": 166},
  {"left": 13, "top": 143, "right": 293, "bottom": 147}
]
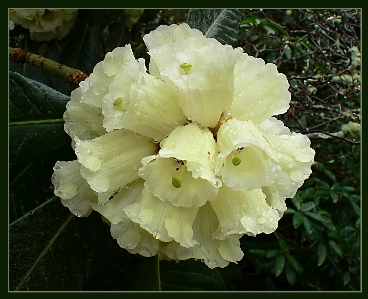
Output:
[
  {"left": 14, "top": 212, "right": 75, "bottom": 291},
  {"left": 10, "top": 119, "right": 64, "bottom": 126}
]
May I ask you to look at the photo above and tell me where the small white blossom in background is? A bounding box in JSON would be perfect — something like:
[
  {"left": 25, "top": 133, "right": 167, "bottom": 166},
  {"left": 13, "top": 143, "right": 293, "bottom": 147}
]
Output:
[
  {"left": 9, "top": 9, "right": 78, "bottom": 41},
  {"left": 52, "top": 23, "right": 315, "bottom": 268}
]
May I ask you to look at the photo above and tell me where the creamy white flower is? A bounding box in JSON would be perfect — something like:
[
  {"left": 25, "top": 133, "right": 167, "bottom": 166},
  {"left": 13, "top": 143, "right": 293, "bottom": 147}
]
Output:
[
  {"left": 216, "top": 118, "right": 281, "bottom": 190},
  {"left": 9, "top": 9, "right": 78, "bottom": 41},
  {"left": 210, "top": 184, "right": 280, "bottom": 239},
  {"left": 52, "top": 23, "right": 314, "bottom": 269},
  {"left": 159, "top": 203, "right": 244, "bottom": 269},
  {"left": 102, "top": 52, "right": 187, "bottom": 141},
  {"left": 139, "top": 123, "right": 221, "bottom": 207},
  {"left": 124, "top": 188, "right": 199, "bottom": 248}
]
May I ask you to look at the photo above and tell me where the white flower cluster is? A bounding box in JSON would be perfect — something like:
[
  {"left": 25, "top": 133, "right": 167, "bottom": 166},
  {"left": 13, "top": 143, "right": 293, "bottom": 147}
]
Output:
[
  {"left": 52, "top": 23, "right": 315, "bottom": 268},
  {"left": 9, "top": 9, "right": 78, "bottom": 41}
]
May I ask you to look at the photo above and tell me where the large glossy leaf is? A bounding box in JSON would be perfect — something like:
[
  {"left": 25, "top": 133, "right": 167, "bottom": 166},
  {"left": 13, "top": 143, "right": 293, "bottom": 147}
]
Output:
[
  {"left": 59, "top": 20, "right": 100, "bottom": 75},
  {"left": 78, "top": 9, "right": 124, "bottom": 25},
  {"left": 105, "top": 18, "right": 130, "bottom": 53},
  {"left": 127, "top": 256, "right": 160, "bottom": 291},
  {"left": 9, "top": 72, "right": 70, "bottom": 171},
  {"left": 186, "top": 9, "right": 245, "bottom": 46},
  {"left": 160, "top": 259, "right": 226, "bottom": 291},
  {"left": 9, "top": 144, "right": 76, "bottom": 223},
  {"left": 9, "top": 197, "right": 140, "bottom": 291}
]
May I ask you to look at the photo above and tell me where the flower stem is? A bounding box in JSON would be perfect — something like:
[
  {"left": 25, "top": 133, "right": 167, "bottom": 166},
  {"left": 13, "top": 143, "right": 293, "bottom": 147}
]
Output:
[{"left": 9, "top": 47, "right": 88, "bottom": 89}]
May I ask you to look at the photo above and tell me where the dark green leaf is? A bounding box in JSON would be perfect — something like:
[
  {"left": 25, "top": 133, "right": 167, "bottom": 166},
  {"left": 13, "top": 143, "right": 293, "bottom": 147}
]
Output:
[
  {"left": 314, "top": 178, "right": 330, "bottom": 190},
  {"left": 301, "top": 187, "right": 316, "bottom": 200},
  {"left": 267, "top": 249, "right": 282, "bottom": 258},
  {"left": 248, "top": 249, "right": 266, "bottom": 255},
  {"left": 59, "top": 20, "right": 100, "bottom": 74},
  {"left": 291, "top": 196, "right": 302, "bottom": 211},
  {"left": 303, "top": 216, "right": 314, "bottom": 235},
  {"left": 343, "top": 272, "right": 351, "bottom": 286},
  {"left": 186, "top": 9, "right": 245, "bottom": 46},
  {"left": 292, "top": 212, "right": 304, "bottom": 229},
  {"left": 338, "top": 185, "right": 355, "bottom": 192},
  {"left": 79, "top": 9, "right": 124, "bottom": 25},
  {"left": 323, "top": 169, "right": 337, "bottom": 183},
  {"left": 278, "top": 238, "right": 287, "bottom": 250},
  {"left": 329, "top": 240, "right": 343, "bottom": 259},
  {"left": 285, "top": 253, "right": 301, "bottom": 273},
  {"left": 275, "top": 255, "right": 286, "bottom": 277},
  {"left": 127, "top": 255, "right": 160, "bottom": 291},
  {"left": 9, "top": 196, "right": 141, "bottom": 291},
  {"left": 351, "top": 201, "right": 360, "bottom": 217},
  {"left": 9, "top": 72, "right": 70, "bottom": 170},
  {"left": 105, "top": 18, "right": 130, "bottom": 53},
  {"left": 285, "top": 262, "right": 296, "bottom": 285},
  {"left": 304, "top": 212, "right": 335, "bottom": 230},
  {"left": 301, "top": 201, "right": 315, "bottom": 212},
  {"left": 9, "top": 144, "right": 76, "bottom": 223},
  {"left": 160, "top": 259, "right": 226, "bottom": 291},
  {"left": 10, "top": 196, "right": 142, "bottom": 291},
  {"left": 317, "top": 243, "right": 327, "bottom": 266},
  {"left": 330, "top": 192, "right": 339, "bottom": 203}
]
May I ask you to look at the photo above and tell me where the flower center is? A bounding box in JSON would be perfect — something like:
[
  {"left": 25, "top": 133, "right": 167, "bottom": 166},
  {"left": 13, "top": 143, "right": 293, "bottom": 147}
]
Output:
[{"left": 209, "top": 114, "right": 232, "bottom": 135}]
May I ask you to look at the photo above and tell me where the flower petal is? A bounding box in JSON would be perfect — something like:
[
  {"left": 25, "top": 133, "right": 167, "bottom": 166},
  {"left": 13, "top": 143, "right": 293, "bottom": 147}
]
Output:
[
  {"left": 91, "top": 179, "right": 145, "bottom": 224},
  {"left": 159, "top": 123, "right": 220, "bottom": 186},
  {"left": 102, "top": 59, "right": 186, "bottom": 141},
  {"left": 230, "top": 54, "right": 291, "bottom": 124},
  {"left": 111, "top": 217, "right": 160, "bottom": 257},
  {"left": 52, "top": 160, "right": 97, "bottom": 217},
  {"left": 211, "top": 184, "right": 281, "bottom": 239},
  {"left": 124, "top": 188, "right": 198, "bottom": 248},
  {"left": 78, "top": 45, "right": 137, "bottom": 108},
  {"left": 259, "top": 117, "right": 315, "bottom": 198},
  {"left": 64, "top": 89, "right": 106, "bottom": 141},
  {"left": 158, "top": 203, "right": 244, "bottom": 268},
  {"left": 216, "top": 118, "right": 280, "bottom": 190},
  {"left": 77, "top": 129, "right": 158, "bottom": 205},
  {"left": 143, "top": 23, "right": 203, "bottom": 50}
]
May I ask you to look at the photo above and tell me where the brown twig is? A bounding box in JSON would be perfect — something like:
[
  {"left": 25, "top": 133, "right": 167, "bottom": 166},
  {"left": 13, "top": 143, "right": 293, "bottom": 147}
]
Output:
[{"left": 9, "top": 47, "right": 88, "bottom": 89}]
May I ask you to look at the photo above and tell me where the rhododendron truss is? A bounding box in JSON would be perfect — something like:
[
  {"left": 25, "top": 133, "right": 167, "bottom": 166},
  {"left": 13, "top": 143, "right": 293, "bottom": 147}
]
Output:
[{"left": 52, "top": 23, "right": 315, "bottom": 269}]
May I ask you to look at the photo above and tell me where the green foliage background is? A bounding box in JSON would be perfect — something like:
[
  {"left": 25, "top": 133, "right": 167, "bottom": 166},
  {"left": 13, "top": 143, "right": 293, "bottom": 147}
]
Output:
[{"left": 9, "top": 9, "right": 360, "bottom": 291}]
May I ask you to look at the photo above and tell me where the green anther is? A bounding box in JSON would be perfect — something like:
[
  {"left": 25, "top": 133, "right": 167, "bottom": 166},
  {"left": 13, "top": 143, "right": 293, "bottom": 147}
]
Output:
[
  {"left": 172, "top": 177, "right": 182, "bottom": 188},
  {"left": 113, "top": 97, "right": 123, "bottom": 106},
  {"left": 232, "top": 156, "right": 242, "bottom": 166},
  {"left": 180, "top": 62, "right": 192, "bottom": 75}
]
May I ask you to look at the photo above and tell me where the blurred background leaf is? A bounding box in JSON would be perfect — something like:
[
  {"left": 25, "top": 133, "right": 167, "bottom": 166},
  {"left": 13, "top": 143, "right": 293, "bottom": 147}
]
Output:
[{"left": 186, "top": 9, "right": 245, "bottom": 46}]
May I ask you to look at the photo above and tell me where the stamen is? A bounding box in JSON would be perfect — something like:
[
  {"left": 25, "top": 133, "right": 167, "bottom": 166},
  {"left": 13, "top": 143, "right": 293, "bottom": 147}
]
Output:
[
  {"left": 172, "top": 177, "right": 182, "bottom": 188},
  {"left": 180, "top": 62, "right": 192, "bottom": 75},
  {"left": 232, "top": 155, "right": 242, "bottom": 166},
  {"left": 171, "top": 160, "right": 186, "bottom": 188},
  {"left": 113, "top": 97, "right": 126, "bottom": 111}
]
